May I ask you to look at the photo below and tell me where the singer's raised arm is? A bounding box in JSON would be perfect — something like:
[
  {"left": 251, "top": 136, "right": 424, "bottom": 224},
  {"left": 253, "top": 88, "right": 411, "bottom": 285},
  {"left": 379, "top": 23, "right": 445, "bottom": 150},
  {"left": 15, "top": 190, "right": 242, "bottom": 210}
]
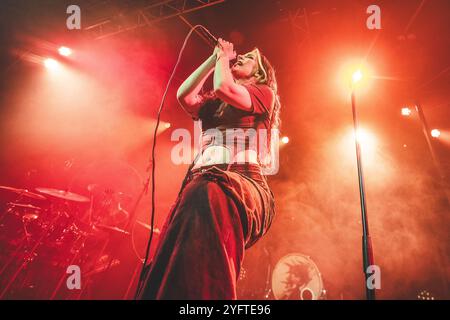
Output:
[
  {"left": 176, "top": 54, "right": 216, "bottom": 119},
  {"left": 213, "top": 39, "right": 253, "bottom": 112}
]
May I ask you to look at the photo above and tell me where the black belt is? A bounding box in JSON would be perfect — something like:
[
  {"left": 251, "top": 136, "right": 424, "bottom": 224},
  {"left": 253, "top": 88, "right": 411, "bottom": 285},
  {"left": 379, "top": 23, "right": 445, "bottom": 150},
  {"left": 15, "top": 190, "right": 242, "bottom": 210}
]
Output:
[{"left": 190, "top": 163, "right": 262, "bottom": 175}]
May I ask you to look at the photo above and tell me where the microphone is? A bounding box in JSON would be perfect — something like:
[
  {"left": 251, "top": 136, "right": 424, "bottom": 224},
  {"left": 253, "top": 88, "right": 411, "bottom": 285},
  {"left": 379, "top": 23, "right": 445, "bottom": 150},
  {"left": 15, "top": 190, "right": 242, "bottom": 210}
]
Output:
[
  {"left": 196, "top": 27, "right": 236, "bottom": 62},
  {"left": 197, "top": 26, "right": 218, "bottom": 48}
]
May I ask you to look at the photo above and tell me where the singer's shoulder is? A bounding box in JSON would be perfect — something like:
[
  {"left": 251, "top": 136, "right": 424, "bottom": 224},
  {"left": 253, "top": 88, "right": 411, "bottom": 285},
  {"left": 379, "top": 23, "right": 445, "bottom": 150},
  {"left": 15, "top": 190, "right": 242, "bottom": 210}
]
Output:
[
  {"left": 242, "top": 83, "right": 274, "bottom": 100},
  {"left": 242, "top": 82, "right": 270, "bottom": 92}
]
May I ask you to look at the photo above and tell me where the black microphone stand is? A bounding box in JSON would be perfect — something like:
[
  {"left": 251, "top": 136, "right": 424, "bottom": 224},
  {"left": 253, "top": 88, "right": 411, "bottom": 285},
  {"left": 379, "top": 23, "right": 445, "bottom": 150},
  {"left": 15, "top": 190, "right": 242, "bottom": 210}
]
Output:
[{"left": 351, "top": 89, "right": 376, "bottom": 300}]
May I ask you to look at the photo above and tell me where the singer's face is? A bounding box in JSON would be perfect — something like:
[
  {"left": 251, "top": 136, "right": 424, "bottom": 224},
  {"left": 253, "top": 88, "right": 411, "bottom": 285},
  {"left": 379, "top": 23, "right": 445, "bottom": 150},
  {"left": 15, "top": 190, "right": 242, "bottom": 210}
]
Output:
[{"left": 231, "top": 50, "right": 259, "bottom": 80}]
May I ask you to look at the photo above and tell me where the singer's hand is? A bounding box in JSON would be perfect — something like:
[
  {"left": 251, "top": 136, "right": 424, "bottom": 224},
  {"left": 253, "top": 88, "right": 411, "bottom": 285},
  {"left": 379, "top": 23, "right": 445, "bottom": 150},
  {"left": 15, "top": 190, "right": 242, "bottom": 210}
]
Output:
[{"left": 214, "top": 38, "right": 236, "bottom": 61}]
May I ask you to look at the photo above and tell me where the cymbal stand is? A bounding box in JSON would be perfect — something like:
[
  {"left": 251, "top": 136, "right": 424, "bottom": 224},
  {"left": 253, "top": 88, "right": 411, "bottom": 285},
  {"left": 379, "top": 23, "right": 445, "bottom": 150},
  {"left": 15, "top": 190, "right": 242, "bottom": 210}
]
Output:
[
  {"left": 49, "top": 233, "right": 86, "bottom": 300},
  {"left": 0, "top": 207, "right": 65, "bottom": 299},
  {"left": 0, "top": 193, "right": 26, "bottom": 224},
  {"left": 84, "top": 187, "right": 147, "bottom": 299},
  {"left": 0, "top": 195, "right": 37, "bottom": 278},
  {"left": 72, "top": 238, "right": 110, "bottom": 299}
]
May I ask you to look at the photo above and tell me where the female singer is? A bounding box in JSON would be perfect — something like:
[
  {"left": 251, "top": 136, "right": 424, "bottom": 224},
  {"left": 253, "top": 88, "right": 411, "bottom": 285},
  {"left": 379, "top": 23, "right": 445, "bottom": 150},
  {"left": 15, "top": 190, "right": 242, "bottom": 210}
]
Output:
[{"left": 139, "top": 38, "right": 281, "bottom": 299}]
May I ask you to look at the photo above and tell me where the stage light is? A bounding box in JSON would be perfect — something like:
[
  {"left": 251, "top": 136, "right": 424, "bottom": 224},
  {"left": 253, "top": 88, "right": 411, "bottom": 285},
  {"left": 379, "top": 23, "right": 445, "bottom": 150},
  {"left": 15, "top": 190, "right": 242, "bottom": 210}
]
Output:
[
  {"left": 281, "top": 136, "right": 289, "bottom": 144},
  {"left": 352, "top": 70, "right": 363, "bottom": 84},
  {"left": 431, "top": 129, "right": 441, "bottom": 138},
  {"left": 165, "top": 122, "right": 171, "bottom": 129},
  {"left": 58, "top": 46, "right": 72, "bottom": 57},
  {"left": 43, "top": 58, "right": 59, "bottom": 70},
  {"left": 339, "top": 127, "right": 377, "bottom": 166},
  {"left": 401, "top": 107, "right": 412, "bottom": 116},
  {"left": 337, "top": 60, "right": 373, "bottom": 95},
  {"left": 355, "top": 128, "right": 375, "bottom": 148}
]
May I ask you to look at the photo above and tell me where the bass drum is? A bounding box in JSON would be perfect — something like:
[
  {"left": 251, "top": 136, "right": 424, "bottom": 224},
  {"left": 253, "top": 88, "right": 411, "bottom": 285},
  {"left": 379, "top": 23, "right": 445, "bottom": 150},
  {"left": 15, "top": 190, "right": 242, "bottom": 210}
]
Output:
[{"left": 272, "top": 253, "right": 326, "bottom": 300}]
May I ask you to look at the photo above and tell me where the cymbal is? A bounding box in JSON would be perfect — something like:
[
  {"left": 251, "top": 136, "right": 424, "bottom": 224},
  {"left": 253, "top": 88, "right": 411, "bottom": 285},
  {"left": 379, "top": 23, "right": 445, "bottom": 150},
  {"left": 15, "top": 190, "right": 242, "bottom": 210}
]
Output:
[
  {"left": 35, "top": 187, "right": 90, "bottom": 203},
  {"left": 7, "top": 202, "right": 42, "bottom": 211},
  {"left": 0, "top": 185, "right": 47, "bottom": 200},
  {"left": 22, "top": 213, "right": 39, "bottom": 221},
  {"left": 136, "top": 220, "right": 161, "bottom": 234},
  {"left": 94, "top": 224, "right": 130, "bottom": 236}
]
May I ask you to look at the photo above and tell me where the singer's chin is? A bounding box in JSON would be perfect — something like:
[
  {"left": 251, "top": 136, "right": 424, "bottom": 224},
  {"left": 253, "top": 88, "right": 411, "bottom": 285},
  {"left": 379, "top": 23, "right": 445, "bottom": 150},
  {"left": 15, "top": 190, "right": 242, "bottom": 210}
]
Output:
[{"left": 231, "top": 64, "right": 240, "bottom": 72}]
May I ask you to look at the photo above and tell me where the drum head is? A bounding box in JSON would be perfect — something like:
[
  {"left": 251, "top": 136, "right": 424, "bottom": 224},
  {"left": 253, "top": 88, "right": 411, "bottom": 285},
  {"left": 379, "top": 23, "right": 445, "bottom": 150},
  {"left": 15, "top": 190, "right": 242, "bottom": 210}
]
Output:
[{"left": 272, "top": 253, "right": 323, "bottom": 300}]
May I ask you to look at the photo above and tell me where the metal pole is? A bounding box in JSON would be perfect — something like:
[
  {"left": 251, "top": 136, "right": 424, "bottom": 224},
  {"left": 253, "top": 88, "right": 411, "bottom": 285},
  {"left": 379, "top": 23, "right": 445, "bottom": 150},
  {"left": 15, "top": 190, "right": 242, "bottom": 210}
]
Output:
[
  {"left": 415, "top": 103, "right": 449, "bottom": 202},
  {"left": 414, "top": 103, "right": 450, "bottom": 293},
  {"left": 351, "top": 91, "right": 376, "bottom": 300}
]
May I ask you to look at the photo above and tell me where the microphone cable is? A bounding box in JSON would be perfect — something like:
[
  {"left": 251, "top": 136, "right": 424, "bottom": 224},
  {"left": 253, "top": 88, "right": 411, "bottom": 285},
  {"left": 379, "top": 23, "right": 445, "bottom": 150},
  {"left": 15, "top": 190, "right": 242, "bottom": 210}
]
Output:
[{"left": 134, "top": 24, "right": 217, "bottom": 299}]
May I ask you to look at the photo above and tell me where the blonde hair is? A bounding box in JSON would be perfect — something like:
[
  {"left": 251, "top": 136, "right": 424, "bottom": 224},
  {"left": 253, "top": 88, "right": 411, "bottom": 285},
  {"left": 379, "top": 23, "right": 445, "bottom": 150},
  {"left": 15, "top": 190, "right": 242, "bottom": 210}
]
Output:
[{"left": 251, "top": 48, "right": 281, "bottom": 131}]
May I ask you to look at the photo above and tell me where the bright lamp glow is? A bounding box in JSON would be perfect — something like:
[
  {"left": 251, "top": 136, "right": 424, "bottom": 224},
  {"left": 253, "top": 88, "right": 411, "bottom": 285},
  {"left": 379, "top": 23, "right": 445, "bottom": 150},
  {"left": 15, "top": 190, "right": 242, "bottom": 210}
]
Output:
[
  {"left": 43, "top": 58, "right": 59, "bottom": 70},
  {"left": 337, "top": 60, "right": 373, "bottom": 94},
  {"left": 58, "top": 46, "right": 72, "bottom": 57},
  {"left": 355, "top": 128, "right": 375, "bottom": 147},
  {"left": 352, "top": 70, "right": 363, "bottom": 83},
  {"left": 339, "top": 127, "right": 378, "bottom": 166},
  {"left": 281, "top": 136, "right": 289, "bottom": 144},
  {"left": 401, "top": 107, "right": 412, "bottom": 116},
  {"left": 431, "top": 129, "right": 441, "bottom": 138}
]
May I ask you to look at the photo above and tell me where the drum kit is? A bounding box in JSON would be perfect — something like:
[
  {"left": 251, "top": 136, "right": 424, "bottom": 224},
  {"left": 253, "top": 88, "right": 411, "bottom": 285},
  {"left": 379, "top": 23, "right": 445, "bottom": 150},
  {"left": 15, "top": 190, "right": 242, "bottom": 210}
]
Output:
[
  {"left": 1, "top": 166, "right": 326, "bottom": 300},
  {"left": 0, "top": 183, "right": 148, "bottom": 299}
]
